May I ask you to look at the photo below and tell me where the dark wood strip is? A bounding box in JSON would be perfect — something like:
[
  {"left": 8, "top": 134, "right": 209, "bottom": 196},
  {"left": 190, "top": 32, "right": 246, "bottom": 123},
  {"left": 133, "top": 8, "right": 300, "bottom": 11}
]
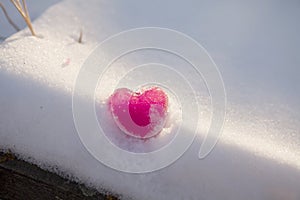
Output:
[{"left": 0, "top": 152, "right": 119, "bottom": 200}]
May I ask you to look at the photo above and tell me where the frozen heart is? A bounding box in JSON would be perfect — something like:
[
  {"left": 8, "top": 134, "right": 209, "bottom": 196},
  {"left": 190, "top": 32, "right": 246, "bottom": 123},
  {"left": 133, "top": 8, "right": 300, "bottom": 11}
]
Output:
[{"left": 109, "top": 86, "right": 168, "bottom": 138}]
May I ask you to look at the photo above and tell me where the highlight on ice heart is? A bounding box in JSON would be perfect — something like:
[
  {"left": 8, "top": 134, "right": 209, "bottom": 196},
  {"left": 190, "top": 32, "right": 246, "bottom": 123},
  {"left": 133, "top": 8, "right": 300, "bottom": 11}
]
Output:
[{"left": 109, "top": 86, "right": 169, "bottom": 138}]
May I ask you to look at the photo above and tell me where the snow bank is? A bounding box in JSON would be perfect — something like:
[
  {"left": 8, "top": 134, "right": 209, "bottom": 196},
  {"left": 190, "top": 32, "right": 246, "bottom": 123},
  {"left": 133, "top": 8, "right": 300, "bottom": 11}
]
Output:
[{"left": 0, "top": 0, "right": 300, "bottom": 199}]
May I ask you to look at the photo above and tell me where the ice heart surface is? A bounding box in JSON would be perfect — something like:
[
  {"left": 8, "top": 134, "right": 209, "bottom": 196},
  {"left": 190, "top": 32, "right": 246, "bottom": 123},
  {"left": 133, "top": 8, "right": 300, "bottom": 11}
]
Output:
[{"left": 109, "top": 87, "right": 168, "bottom": 138}]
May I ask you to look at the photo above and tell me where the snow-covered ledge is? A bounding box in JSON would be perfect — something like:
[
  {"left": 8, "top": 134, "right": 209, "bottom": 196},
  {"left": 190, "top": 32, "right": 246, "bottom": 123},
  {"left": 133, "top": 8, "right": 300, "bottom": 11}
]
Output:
[{"left": 1, "top": 0, "right": 300, "bottom": 199}]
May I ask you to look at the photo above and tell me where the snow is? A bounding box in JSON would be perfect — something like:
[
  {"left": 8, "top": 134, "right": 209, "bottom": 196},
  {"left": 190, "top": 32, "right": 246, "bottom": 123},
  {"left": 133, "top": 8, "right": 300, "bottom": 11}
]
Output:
[{"left": 0, "top": 0, "right": 300, "bottom": 199}]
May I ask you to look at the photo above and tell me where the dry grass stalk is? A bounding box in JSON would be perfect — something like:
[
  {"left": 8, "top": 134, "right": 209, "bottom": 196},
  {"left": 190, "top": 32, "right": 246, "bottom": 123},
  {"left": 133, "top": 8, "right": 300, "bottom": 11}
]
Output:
[
  {"left": 10, "top": 0, "right": 35, "bottom": 36},
  {"left": 0, "top": 2, "right": 20, "bottom": 31}
]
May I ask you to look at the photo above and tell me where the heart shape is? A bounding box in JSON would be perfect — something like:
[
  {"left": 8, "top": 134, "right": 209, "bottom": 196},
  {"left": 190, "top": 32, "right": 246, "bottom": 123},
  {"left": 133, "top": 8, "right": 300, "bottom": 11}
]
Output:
[{"left": 109, "top": 87, "right": 168, "bottom": 138}]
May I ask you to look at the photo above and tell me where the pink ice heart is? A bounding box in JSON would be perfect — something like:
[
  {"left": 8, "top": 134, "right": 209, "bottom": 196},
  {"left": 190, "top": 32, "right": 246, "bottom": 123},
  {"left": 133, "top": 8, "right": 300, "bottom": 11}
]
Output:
[{"left": 109, "top": 87, "right": 168, "bottom": 138}]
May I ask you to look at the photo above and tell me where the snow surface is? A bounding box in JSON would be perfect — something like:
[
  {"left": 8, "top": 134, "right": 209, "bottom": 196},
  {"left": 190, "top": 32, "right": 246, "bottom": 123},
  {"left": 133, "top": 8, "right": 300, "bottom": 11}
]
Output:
[{"left": 1, "top": 0, "right": 300, "bottom": 199}]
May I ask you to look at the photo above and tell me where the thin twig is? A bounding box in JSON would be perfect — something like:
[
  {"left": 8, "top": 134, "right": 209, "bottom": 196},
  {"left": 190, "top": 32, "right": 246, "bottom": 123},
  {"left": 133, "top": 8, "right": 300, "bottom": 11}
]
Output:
[
  {"left": 10, "top": 0, "right": 35, "bottom": 36},
  {"left": 0, "top": 2, "right": 20, "bottom": 31},
  {"left": 0, "top": 35, "right": 7, "bottom": 41},
  {"left": 78, "top": 29, "right": 83, "bottom": 43}
]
